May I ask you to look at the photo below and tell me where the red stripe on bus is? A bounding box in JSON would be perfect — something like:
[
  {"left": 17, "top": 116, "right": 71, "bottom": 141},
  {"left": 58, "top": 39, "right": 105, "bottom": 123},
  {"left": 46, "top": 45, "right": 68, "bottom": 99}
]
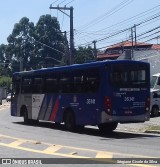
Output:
[{"left": 50, "top": 98, "right": 59, "bottom": 122}]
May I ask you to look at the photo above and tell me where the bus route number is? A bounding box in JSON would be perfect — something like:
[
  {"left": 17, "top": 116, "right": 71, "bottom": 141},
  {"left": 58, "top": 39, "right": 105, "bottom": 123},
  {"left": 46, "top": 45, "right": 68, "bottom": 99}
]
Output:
[
  {"left": 124, "top": 97, "right": 135, "bottom": 102},
  {"left": 86, "top": 99, "right": 96, "bottom": 105}
]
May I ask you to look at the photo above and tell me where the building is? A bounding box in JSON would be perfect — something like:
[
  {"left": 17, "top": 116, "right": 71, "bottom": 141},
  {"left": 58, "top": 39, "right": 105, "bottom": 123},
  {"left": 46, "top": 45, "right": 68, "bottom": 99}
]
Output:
[
  {"left": 97, "top": 40, "right": 160, "bottom": 75},
  {"left": 97, "top": 41, "right": 160, "bottom": 60}
]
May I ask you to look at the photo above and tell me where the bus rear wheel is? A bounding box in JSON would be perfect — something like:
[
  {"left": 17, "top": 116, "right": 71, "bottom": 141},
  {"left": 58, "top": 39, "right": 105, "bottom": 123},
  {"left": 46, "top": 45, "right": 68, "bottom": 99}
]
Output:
[
  {"left": 23, "top": 107, "right": 30, "bottom": 124},
  {"left": 64, "top": 111, "right": 76, "bottom": 131},
  {"left": 98, "top": 122, "right": 118, "bottom": 133}
]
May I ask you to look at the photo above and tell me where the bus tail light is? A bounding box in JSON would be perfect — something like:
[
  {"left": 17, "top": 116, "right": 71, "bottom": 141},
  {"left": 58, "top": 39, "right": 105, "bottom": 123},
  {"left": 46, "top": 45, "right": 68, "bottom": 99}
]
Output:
[
  {"left": 145, "top": 97, "right": 150, "bottom": 112},
  {"left": 105, "top": 96, "right": 112, "bottom": 114}
]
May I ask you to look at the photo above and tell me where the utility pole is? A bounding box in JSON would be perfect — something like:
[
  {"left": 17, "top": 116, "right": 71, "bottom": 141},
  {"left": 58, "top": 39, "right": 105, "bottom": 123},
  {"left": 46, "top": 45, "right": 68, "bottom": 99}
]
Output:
[
  {"left": 131, "top": 27, "right": 134, "bottom": 60},
  {"left": 64, "top": 31, "right": 70, "bottom": 65},
  {"left": 131, "top": 24, "right": 137, "bottom": 60},
  {"left": 50, "top": 5, "right": 74, "bottom": 65},
  {"left": 134, "top": 24, "right": 137, "bottom": 50},
  {"left": 92, "top": 40, "right": 97, "bottom": 58}
]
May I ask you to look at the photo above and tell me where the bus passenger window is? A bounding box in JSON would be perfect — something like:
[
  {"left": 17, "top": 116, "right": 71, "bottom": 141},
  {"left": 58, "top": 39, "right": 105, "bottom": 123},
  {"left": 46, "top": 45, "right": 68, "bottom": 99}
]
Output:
[
  {"left": 33, "top": 77, "right": 44, "bottom": 94},
  {"left": 45, "top": 78, "right": 58, "bottom": 93},
  {"left": 74, "top": 76, "right": 84, "bottom": 93},
  {"left": 59, "top": 77, "right": 71, "bottom": 93},
  {"left": 12, "top": 83, "right": 20, "bottom": 95},
  {"left": 84, "top": 70, "right": 100, "bottom": 93},
  {"left": 21, "top": 78, "right": 32, "bottom": 94}
]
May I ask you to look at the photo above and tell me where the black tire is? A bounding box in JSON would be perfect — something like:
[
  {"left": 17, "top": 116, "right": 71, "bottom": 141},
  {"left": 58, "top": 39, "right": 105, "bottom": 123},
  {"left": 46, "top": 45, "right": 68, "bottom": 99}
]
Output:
[
  {"left": 23, "top": 107, "right": 30, "bottom": 124},
  {"left": 98, "top": 122, "right": 118, "bottom": 133},
  {"left": 64, "top": 111, "right": 76, "bottom": 131},
  {"left": 151, "top": 106, "right": 159, "bottom": 117}
]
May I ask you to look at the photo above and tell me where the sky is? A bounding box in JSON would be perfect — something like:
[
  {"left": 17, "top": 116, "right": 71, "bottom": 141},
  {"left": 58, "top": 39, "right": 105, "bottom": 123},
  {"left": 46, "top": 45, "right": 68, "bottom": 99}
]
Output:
[{"left": 1, "top": 0, "right": 160, "bottom": 50}]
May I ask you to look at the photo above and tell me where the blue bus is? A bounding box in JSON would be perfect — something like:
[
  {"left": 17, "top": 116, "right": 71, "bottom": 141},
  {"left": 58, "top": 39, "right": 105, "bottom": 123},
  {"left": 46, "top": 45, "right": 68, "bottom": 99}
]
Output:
[{"left": 11, "top": 60, "right": 150, "bottom": 132}]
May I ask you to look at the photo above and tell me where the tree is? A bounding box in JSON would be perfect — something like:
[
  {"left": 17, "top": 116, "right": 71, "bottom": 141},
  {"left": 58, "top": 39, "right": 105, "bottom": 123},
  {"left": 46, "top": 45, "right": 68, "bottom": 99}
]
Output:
[
  {"left": 74, "top": 46, "right": 95, "bottom": 64},
  {"left": 7, "top": 17, "right": 35, "bottom": 72},
  {"left": 0, "top": 76, "right": 11, "bottom": 90},
  {"left": 33, "top": 14, "right": 65, "bottom": 68},
  {"left": 7, "top": 15, "right": 66, "bottom": 72},
  {"left": 0, "top": 44, "right": 6, "bottom": 63}
]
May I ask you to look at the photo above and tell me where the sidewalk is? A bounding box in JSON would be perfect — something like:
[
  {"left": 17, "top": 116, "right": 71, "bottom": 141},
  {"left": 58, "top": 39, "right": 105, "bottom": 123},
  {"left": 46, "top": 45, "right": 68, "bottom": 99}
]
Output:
[{"left": 117, "top": 116, "right": 160, "bottom": 134}]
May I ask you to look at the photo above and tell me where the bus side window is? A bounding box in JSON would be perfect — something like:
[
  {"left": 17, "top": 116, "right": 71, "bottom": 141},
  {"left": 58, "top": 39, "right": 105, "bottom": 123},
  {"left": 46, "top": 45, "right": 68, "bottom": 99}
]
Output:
[
  {"left": 84, "top": 69, "right": 100, "bottom": 93},
  {"left": 12, "top": 78, "right": 20, "bottom": 95},
  {"left": 33, "top": 77, "right": 44, "bottom": 94},
  {"left": 45, "top": 78, "right": 58, "bottom": 93},
  {"left": 74, "top": 76, "right": 84, "bottom": 93},
  {"left": 21, "top": 77, "right": 32, "bottom": 94},
  {"left": 59, "top": 76, "right": 71, "bottom": 93}
]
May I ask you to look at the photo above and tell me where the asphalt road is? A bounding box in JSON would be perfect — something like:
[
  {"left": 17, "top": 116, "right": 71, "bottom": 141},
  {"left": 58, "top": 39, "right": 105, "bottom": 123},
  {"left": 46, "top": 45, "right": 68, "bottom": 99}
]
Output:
[{"left": 0, "top": 101, "right": 160, "bottom": 167}]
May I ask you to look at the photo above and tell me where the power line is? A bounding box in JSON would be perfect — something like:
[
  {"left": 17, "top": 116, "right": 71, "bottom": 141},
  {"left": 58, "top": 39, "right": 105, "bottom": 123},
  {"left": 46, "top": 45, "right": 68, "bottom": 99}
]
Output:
[
  {"left": 58, "top": 0, "right": 67, "bottom": 5},
  {"left": 51, "top": 0, "right": 60, "bottom": 5},
  {"left": 91, "top": 5, "right": 160, "bottom": 33},
  {"left": 77, "top": 0, "right": 134, "bottom": 30},
  {"left": 78, "top": 11, "right": 160, "bottom": 48},
  {"left": 138, "top": 30, "right": 160, "bottom": 41},
  {"left": 75, "top": 4, "right": 160, "bottom": 47},
  {"left": 65, "top": 0, "right": 75, "bottom": 6},
  {"left": 31, "top": 38, "right": 65, "bottom": 56},
  {"left": 142, "top": 34, "right": 160, "bottom": 43},
  {"left": 137, "top": 26, "right": 160, "bottom": 38},
  {"left": 136, "top": 12, "right": 160, "bottom": 27}
]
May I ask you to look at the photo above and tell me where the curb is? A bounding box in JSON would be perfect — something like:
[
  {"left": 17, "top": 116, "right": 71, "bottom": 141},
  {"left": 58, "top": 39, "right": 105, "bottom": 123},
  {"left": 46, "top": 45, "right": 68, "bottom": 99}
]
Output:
[{"left": 144, "top": 130, "right": 160, "bottom": 134}]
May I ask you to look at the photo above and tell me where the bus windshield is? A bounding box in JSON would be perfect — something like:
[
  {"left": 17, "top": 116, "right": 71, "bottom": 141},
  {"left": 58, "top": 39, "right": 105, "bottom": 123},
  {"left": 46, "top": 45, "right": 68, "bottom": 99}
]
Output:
[{"left": 109, "top": 64, "right": 148, "bottom": 88}]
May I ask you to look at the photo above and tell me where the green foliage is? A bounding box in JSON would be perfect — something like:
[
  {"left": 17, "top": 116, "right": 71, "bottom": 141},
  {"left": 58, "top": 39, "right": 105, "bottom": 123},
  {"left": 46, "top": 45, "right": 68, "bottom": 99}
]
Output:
[
  {"left": 74, "top": 46, "right": 95, "bottom": 64},
  {"left": 1, "top": 14, "right": 96, "bottom": 77},
  {"left": 0, "top": 76, "right": 11, "bottom": 88},
  {"left": 2, "top": 15, "right": 65, "bottom": 73},
  {"left": 0, "top": 44, "right": 6, "bottom": 62}
]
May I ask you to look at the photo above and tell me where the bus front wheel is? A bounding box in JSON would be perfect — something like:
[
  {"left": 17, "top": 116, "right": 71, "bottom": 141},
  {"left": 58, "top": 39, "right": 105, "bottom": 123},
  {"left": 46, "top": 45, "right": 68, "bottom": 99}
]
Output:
[
  {"left": 98, "top": 122, "right": 118, "bottom": 133},
  {"left": 64, "top": 111, "right": 76, "bottom": 131}
]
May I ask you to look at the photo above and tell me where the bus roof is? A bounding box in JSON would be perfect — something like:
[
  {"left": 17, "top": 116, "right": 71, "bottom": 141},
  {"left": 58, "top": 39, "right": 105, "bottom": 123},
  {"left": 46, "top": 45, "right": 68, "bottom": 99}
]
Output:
[{"left": 12, "top": 60, "right": 149, "bottom": 76}]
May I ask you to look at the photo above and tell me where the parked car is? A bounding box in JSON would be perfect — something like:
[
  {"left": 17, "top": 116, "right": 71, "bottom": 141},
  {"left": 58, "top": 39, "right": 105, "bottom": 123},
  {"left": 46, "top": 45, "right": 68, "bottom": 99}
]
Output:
[
  {"left": 150, "top": 89, "right": 160, "bottom": 117},
  {"left": 150, "top": 73, "right": 160, "bottom": 90},
  {"left": 6, "top": 93, "right": 11, "bottom": 102}
]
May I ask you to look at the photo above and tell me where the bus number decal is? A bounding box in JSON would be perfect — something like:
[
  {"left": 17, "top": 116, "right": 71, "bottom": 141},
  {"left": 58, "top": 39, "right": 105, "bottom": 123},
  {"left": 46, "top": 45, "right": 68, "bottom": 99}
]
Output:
[
  {"left": 124, "top": 97, "right": 135, "bottom": 102},
  {"left": 86, "top": 99, "right": 96, "bottom": 105}
]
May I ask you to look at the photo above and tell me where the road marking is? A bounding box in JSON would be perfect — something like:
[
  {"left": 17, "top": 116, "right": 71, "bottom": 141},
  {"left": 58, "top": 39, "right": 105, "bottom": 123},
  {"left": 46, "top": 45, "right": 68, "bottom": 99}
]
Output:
[
  {"left": 0, "top": 142, "right": 89, "bottom": 158},
  {"left": 129, "top": 165, "right": 158, "bottom": 167},
  {"left": 43, "top": 145, "right": 63, "bottom": 153},
  {"left": 0, "top": 105, "right": 10, "bottom": 111},
  {"left": 96, "top": 151, "right": 113, "bottom": 158},
  {"left": 8, "top": 140, "right": 26, "bottom": 147},
  {"left": 0, "top": 134, "right": 159, "bottom": 167}
]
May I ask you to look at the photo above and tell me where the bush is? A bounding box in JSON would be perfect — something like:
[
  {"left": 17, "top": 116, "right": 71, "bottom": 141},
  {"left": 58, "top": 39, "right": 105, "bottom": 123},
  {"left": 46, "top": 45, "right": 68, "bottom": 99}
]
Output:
[{"left": 0, "top": 76, "right": 12, "bottom": 88}]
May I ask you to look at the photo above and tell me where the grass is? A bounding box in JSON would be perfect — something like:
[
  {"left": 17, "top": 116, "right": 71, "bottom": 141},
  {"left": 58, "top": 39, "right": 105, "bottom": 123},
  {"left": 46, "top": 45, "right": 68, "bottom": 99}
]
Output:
[
  {"left": 144, "top": 126, "right": 160, "bottom": 131},
  {"left": 143, "top": 126, "right": 160, "bottom": 131},
  {"left": 138, "top": 126, "right": 160, "bottom": 133}
]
